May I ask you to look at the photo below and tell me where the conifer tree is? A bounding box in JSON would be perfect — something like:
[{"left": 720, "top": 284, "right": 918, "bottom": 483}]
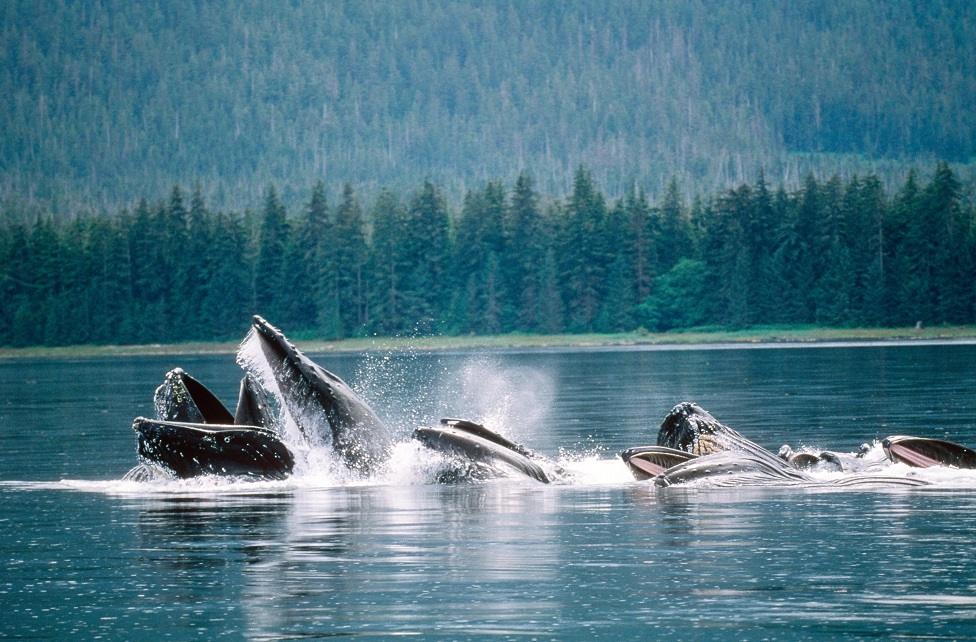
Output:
[
  {"left": 401, "top": 181, "right": 450, "bottom": 332},
  {"left": 888, "top": 171, "right": 924, "bottom": 324},
  {"left": 333, "top": 183, "right": 369, "bottom": 337},
  {"left": 563, "top": 167, "right": 608, "bottom": 331},
  {"left": 255, "top": 185, "right": 289, "bottom": 321},
  {"left": 289, "top": 181, "right": 331, "bottom": 332},
  {"left": 503, "top": 173, "right": 544, "bottom": 331},
  {"left": 201, "top": 211, "right": 251, "bottom": 338},
  {"left": 625, "top": 186, "right": 658, "bottom": 308},
  {"left": 366, "top": 189, "right": 406, "bottom": 335},
  {"left": 658, "top": 177, "right": 693, "bottom": 273}
]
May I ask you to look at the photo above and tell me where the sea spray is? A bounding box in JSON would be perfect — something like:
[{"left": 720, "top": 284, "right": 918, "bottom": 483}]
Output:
[
  {"left": 437, "top": 356, "right": 555, "bottom": 445},
  {"left": 350, "top": 346, "right": 448, "bottom": 437}
]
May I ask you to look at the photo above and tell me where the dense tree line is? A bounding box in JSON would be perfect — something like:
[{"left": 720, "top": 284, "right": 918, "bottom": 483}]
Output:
[
  {"left": 1, "top": 164, "right": 974, "bottom": 347},
  {"left": 3, "top": 1, "right": 976, "bottom": 212}
]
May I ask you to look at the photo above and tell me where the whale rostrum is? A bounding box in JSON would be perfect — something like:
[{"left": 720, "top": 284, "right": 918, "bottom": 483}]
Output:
[{"left": 239, "top": 315, "right": 394, "bottom": 476}]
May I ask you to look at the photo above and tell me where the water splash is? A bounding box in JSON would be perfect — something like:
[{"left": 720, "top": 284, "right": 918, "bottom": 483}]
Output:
[
  {"left": 435, "top": 356, "right": 555, "bottom": 443},
  {"left": 349, "top": 346, "right": 446, "bottom": 437}
]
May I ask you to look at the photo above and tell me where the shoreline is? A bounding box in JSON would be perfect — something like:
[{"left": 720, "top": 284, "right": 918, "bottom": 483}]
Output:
[{"left": 2, "top": 325, "right": 976, "bottom": 360}]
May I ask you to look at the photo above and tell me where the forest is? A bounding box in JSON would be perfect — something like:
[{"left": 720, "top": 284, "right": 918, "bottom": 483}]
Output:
[
  {"left": 3, "top": 0, "right": 976, "bottom": 212},
  {"left": 1, "top": 163, "right": 973, "bottom": 347}
]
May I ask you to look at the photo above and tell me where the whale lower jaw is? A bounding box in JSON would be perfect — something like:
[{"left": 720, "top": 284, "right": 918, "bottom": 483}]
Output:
[
  {"left": 133, "top": 417, "right": 295, "bottom": 480},
  {"left": 413, "top": 420, "right": 551, "bottom": 484}
]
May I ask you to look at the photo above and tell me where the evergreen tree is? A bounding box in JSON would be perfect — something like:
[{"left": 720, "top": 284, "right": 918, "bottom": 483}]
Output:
[
  {"left": 255, "top": 185, "right": 289, "bottom": 321},
  {"left": 201, "top": 211, "right": 251, "bottom": 338},
  {"left": 625, "top": 186, "right": 658, "bottom": 309},
  {"left": 503, "top": 173, "right": 545, "bottom": 331},
  {"left": 562, "top": 167, "right": 609, "bottom": 331},
  {"left": 451, "top": 182, "right": 506, "bottom": 333},
  {"left": 813, "top": 176, "right": 854, "bottom": 324},
  {"left": 888, "top": 171, "right": 924, "bottom": 325},
  {"left": 595, "top": 200, "right": 637, "bottom": 332},
  {"left": 289, "top": 181, "right": 332, "bottom": 332},
  {"left": 366, "top": 189, "right": 406, "bottom": 335},
  {"left": 657, "top": 178, "right": 693, "bottom": 273},
  {"left": 924, "top": 163, "right": 970, "bottom": 323},
  {"left": 400, "top": 181, "right": 451, "bottom": 333},
  {"left": 333, "top": 183, "right": 369, "bottom": 337},
  {"left": 538, "top": 248, "right": 564, "bottom": 334}
]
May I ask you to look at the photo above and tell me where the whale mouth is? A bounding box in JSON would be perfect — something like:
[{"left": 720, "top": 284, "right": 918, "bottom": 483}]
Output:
[
  {"left": 621, "top": 402, "right": 938, "bottom": 488},
  {"left": 132, "top": 417, "right": 295, "bottom": 480},
  {"left": 619, "top": 446, "right": 697, "bottom": 480},
  {"left": 883, "top": 436, "right": 976, "bottom": 469}
]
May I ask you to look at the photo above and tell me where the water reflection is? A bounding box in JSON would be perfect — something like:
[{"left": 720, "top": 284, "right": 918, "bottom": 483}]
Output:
[{"left": 126, "top": 482, "right": 567, "bottom": 638}]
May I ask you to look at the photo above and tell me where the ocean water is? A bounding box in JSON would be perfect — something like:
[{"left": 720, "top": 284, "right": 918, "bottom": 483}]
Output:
[{"left": 2, "top": 342, "right": 976, "bottom": 639}]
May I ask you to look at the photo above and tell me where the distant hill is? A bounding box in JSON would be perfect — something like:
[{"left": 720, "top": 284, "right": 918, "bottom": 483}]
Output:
[{"left": 3, "top": 0, "right": 975, "bottom": 212}]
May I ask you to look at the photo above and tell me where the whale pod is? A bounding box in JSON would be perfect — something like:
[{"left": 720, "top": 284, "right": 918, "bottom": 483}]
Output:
[
  {"left": 413, "top": 419, "right": 550, "bottom": 483},
  {"left": 883, "top": 436, "right": 976, "bottom": 469},
  {"left": 133, "top": 417, "right": 295, "bottom": 479}
]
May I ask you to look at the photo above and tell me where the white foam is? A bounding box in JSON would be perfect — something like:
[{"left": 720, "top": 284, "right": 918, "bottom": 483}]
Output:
[{"left": 556, "top": 453, "right": 635, "bottom": 485}]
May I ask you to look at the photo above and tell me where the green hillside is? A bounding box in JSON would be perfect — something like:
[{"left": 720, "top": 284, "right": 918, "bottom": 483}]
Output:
[{"left": 3, "top": 0, "right": 975, "bottom": 212}]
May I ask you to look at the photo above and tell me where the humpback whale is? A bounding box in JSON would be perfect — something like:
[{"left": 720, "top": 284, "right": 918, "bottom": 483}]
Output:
[
  {"left": 413, "top": 419, "right": 552, "bottom": 483},
  {"left": 238, "top": 315, "right": 393, "bottom": 475},
  {"left": 644, "top": 402, "right": 810, "bottom": 486}
]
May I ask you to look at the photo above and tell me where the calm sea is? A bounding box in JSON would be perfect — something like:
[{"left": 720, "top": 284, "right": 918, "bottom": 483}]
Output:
[{"left": 2, "top": 342, "right": 976, "bottom": 640}]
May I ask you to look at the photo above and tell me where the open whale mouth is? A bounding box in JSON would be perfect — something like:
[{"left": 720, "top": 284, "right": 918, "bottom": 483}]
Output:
[
  {"left": 133, "top": 417, "right": 294, "bottom": 480},
  {"left": 618, "top": 446, "right": 696, "bottom": 480},
  {"left": 623, "top": 403, "right": 812, "bottom": 485},
  {"left": 620, "top": 402, "right": 966, "bottom": 488},
  {"left": 883, "top": 436, "right": 976, "bottom": 469}
]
